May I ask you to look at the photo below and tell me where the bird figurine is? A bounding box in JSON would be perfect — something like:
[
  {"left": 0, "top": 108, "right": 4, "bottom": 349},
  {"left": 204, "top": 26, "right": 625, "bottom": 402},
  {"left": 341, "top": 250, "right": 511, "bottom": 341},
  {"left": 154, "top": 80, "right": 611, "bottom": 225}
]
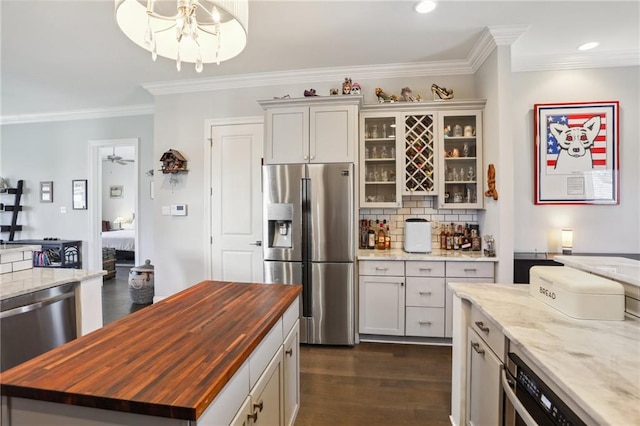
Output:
[
  {"left": 431, "top": 83, "right": 454, "bottom": 100},
  {"left": 375, "top": 88, "right": 398, "bottom": 103}
]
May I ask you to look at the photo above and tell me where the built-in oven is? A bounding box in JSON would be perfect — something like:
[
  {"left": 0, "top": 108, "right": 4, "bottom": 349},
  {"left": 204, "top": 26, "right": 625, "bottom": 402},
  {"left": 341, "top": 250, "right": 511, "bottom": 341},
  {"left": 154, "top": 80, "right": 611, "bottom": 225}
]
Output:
[{"left": 502, "top": 350, "right": 586, "bottom": 426}]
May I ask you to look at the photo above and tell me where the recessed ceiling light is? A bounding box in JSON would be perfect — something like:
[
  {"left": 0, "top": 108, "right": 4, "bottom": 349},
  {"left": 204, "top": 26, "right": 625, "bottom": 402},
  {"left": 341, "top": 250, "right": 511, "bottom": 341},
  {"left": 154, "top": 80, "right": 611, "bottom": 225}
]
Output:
[
  {"left": 415, "top": 1, "right": 437, "bottom": 14},
  {"left": 578, "top": 42, "right": 599, "bottom": 51}
]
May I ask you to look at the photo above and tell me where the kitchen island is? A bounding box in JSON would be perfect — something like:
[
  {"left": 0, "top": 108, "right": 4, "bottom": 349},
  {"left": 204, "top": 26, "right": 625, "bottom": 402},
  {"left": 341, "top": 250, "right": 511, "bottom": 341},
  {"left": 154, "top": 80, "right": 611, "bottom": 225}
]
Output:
[
  {"left": 449, "top": 282, "right": 640, "bottom": 426},
  {"left": 1, "top": 280, "right": 302, "bottom": 426}
]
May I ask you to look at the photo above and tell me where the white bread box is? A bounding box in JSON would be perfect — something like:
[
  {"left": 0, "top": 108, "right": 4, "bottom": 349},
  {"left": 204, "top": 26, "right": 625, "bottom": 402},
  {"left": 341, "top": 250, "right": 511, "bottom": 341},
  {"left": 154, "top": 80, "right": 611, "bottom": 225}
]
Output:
[{"left": 529, "top": 266, "right": 625, "bottom": 320}]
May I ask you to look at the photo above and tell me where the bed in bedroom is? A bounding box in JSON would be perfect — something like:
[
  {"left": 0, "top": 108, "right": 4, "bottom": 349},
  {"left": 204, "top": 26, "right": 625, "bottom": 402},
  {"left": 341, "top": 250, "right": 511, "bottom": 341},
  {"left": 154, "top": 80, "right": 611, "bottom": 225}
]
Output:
[{"left": 102, "top": 222, "right": 135, "bottom": 262}]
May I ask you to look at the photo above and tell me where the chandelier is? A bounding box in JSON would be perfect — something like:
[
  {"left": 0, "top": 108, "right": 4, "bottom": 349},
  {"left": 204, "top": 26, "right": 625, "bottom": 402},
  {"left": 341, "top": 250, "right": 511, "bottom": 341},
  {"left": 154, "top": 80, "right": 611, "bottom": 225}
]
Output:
[{"left": 115, "top": 0, "right": 248, "bottom": 72}]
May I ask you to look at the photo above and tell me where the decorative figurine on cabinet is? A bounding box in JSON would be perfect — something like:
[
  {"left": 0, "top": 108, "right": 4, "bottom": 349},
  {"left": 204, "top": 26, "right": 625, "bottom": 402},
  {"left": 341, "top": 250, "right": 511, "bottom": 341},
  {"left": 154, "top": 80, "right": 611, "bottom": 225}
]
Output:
[
  {"left": 375, "top": 88, "right": 398, "bottom": 103},
  {"left": 342, "top": 77, "right": 352, "bottom": 95},
  {"left": 160, "top": 149, "right": 188, "bottom": 174},
  {"left": 400, "top": 87, "right": 422, "bottom": 102},
  {"left": 330, "top": 88, "right": 339, "bottom": 96},
  {"left": 431, "top": 83, "right": 454, "bottom": 100},
  {"left": 350, "top": 82, "right": 361, "bottom": 95},
  {"left": 304, "top": 89, "right": 318, "bottom": 97},
  {"left": 484, "top": 163, "right": 498, "bottom": 200}
]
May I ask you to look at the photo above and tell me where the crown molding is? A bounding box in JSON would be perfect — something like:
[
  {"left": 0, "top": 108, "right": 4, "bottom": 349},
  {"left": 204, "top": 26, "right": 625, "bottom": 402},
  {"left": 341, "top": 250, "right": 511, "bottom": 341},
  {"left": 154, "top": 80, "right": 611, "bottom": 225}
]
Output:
[
  {"left": 468, "top": 25, "right": 529, "bottom": 72},
  {"left": 512, "top": 49, "right": 640, "bottom": 72},
  {"left": 142, "top": 60, "right": 474, "bottom": 96},
  {"left": 0, "top": 104, "right": 154, "bottom": 126}
]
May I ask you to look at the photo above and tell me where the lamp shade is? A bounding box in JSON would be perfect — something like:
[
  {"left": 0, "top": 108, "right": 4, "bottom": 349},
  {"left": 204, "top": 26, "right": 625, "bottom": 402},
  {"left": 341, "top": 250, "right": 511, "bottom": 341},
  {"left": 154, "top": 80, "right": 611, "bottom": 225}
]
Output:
[{"left": 561, "top": 229, "right": 573, "bottom": 254}]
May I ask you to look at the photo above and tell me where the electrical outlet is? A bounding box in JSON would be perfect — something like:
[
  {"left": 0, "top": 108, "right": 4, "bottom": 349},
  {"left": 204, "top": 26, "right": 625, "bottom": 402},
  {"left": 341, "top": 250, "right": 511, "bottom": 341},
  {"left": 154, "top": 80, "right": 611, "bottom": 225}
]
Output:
[{"left": 60, "top": 207, "right": 67, "bottom": 214}]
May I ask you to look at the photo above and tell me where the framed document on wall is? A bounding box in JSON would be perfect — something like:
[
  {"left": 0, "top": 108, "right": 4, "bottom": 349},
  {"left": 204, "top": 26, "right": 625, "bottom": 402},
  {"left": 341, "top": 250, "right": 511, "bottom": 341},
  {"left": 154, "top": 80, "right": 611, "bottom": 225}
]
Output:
[{"left": 72, "top": 179, "right": 87, "bottom": 210}]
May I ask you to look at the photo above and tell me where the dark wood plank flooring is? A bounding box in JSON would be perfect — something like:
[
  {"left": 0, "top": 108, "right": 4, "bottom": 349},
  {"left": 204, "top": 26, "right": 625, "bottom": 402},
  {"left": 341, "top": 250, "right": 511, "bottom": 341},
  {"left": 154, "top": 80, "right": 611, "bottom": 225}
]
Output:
[
  {"left": 101, "top": 264, "right": 151, "bottom": 325},
  {"left": 296, "top": 343, "right": 452, "bottom": 425},
  {"left": 102, "top": 278, "right": 452, "bottom": 424}
]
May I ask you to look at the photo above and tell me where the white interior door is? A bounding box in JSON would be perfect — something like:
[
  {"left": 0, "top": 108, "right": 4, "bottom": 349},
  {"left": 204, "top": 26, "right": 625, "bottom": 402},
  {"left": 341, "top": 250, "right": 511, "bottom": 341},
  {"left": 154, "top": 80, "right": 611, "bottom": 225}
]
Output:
[{"left": 210, "top": 123, "right": 264, "bottom": 282}]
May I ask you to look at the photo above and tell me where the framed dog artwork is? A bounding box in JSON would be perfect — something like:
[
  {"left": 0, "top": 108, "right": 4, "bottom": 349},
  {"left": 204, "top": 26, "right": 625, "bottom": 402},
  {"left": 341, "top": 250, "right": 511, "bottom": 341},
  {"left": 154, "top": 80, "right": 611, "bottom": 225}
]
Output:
[{"left": 534, "top": 101, "right": 619, "bottom": 205}]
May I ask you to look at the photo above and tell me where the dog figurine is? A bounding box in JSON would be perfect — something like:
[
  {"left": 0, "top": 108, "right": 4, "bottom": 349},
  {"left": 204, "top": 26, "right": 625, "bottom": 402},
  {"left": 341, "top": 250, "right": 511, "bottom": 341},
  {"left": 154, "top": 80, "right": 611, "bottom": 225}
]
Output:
[
  {"left": 549, "top": 115, "right": 601, "bottom": 172},
  {"left": 484, "top": 164, "right": 498, "bottom": 200},
  {"left": 431, "top": 84, "right": 454, "bottom": 100}
]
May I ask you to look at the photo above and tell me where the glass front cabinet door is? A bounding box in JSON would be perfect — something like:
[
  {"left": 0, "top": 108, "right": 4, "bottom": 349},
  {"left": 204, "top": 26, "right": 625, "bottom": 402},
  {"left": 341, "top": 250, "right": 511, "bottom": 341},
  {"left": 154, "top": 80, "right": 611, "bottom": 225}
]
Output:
[
  {"left": 360, "top": 112, "right": 402, "bottom": 207},
  {"left": 438, "top": 110, "right": 483, "bottom": 209}
]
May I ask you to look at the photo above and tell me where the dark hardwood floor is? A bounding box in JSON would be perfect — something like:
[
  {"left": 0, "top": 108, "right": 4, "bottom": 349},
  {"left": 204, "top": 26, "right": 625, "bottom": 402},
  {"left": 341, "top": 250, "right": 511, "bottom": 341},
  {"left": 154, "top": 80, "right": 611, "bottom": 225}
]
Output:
[
  {"left": 296, "top": 343, "right": 452, "bottom": 425},
  {"left": 101, "top": 278, "right": 453, "bottom": 424},
  {"left": 101, "top": 264, "right": 151, "bottom": 325}
]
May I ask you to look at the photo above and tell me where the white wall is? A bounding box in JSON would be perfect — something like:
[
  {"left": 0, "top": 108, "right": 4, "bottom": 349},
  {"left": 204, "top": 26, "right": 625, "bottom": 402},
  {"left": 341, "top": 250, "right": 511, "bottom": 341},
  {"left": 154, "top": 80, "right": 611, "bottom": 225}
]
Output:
[
  {"left": 512, "top": 66, "right": 640, "bottom": 254},
  {"left": 152, "top": 75, "right": 477, "bottom": 298},
  {"left": 0, "top": 115, "right": 155, "bottom": 264},
  {"left": 102, "top": 161, "right": 135, "bottom": 227}
]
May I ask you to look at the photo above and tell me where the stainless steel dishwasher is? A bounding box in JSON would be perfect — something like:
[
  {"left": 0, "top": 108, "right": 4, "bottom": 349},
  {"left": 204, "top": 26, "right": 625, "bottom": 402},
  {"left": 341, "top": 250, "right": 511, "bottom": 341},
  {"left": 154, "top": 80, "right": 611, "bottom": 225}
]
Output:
[{"left": 1, "top": 282, "right": 77, "bottom": 372}]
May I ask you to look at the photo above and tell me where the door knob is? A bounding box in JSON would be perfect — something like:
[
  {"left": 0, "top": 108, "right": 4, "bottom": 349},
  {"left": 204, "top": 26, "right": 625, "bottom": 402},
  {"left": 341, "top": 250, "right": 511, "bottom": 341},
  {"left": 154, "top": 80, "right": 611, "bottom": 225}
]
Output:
[{"left": 249, "top": 241, "right": 262, "bottom": 246}]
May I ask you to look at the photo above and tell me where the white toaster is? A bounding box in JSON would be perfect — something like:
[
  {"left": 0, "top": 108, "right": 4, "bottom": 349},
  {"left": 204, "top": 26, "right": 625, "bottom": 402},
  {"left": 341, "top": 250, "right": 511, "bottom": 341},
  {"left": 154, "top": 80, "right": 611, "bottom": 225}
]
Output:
[{"left": 404, "top": 218, "right": 432, "bottom": 253}]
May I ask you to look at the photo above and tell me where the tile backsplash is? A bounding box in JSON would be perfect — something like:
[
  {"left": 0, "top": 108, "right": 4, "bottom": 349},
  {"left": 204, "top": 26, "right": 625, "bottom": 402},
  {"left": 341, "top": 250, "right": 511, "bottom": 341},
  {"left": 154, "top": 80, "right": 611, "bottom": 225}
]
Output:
[
  {"left": 359, "top": 196, "right": 479, "bottom": 250},
  {"left": 0, "top": 248, "right": 34, "bottom": 274}
]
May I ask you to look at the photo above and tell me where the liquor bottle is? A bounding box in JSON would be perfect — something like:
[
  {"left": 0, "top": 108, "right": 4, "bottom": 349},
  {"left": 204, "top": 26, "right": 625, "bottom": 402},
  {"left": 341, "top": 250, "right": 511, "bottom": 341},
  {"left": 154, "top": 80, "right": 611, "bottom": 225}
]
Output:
[
  {"left": 440, "top": 225, "right": 447, "bottom": 250},
  {"left": 384, "top": 220, "right": 391, "bottom": 250},
  {"left": 377, "top": 221, "right": 386, "bottom": 250},
  {"left": 359, "top": 219, "right": 368, "bottom": 249},
  {"left": 367, "top": 220, "right": 376, "bottom": 249},
  {"left": 446, "top": 224, "right": 453, "bottom": 250},
  {"left": 453, "top": 225, "right": 461, "bottom": 250},
  {"left": 471, "top": 229, "right": 481, "bottom": 251},
  {"left": 461, "top": 224, "right": 472, "bottom": 251}
]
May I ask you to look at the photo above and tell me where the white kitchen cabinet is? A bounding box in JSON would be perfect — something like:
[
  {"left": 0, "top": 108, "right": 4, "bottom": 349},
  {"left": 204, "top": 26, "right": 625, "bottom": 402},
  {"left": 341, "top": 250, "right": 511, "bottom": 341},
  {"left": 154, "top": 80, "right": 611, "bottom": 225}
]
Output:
[
  {"left": 359, "top": 261, "right": 405, "bottom": 335},
  {"left": 405, "top": 262, "right": 446, "bottom": 338},
  {"left": 283, "top": 322, "right": 299, "bottom": 426},
  {"left": 259, "top": 97, "right": 361, "bottom": 165},
  {"left": 250, "top": 346, "right": 284, "bottom": 426},
  {"left": 467, "top": 327, "right": 503, "bottom": 426},
  {"left": 444, "top": 262, "right": 495, "bottom": 338},
  {"left": 438, "top": 110, "right": 484, "bottom": 209},
  {"left": 359, "top": 108, "right": 437, "bottom": 208},
  {"left": 230, "top": 396, "right": 252, "bottom": 426}
]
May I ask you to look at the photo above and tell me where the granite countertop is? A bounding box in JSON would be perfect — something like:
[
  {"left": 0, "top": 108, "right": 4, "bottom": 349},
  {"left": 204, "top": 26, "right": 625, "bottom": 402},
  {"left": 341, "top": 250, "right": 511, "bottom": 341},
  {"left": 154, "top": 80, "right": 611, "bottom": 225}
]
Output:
[
  {"left": 449, "top": 282, "right": 640, "bottom": 425},
  {"left": 0, "top": 268, "right": 105, "bottom": 301},
  {"left": 358, "top": 248, "right": 498, "bottom": 261},
  {"left": 554, "top": 255, "right": 640, "bottom": 287}
]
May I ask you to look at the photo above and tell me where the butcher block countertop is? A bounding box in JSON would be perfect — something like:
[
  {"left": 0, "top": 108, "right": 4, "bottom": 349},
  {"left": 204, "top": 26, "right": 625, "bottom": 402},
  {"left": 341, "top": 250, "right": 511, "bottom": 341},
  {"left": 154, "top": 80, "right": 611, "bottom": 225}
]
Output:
[{"left": 0, "top": 281, "right": 302, "bottom": 421}]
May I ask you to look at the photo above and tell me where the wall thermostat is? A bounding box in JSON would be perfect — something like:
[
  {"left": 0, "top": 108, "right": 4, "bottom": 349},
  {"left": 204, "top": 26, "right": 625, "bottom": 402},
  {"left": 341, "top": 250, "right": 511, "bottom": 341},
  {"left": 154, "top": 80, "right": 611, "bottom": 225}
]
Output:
[{"left": 170, "top": 204, "right": 187, "bottom": 216}]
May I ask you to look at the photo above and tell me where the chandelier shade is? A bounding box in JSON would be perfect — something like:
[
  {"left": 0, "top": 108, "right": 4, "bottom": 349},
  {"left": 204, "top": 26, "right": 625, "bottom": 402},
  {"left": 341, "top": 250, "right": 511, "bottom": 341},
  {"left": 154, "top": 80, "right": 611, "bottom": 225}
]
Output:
[{"left": 115, "top": 0, "right": 248, "bottom": 71}]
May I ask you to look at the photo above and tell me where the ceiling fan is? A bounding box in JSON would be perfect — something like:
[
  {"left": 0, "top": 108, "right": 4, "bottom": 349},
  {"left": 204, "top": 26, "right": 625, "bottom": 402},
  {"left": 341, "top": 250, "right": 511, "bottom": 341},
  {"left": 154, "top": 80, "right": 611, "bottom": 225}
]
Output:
[{"left": 103, "top": 147, "right": 134, "bottom": 165}]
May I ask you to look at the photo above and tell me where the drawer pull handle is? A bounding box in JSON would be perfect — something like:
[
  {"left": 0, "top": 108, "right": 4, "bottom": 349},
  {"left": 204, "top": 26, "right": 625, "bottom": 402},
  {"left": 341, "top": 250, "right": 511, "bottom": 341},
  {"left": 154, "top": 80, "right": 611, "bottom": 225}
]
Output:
[
  {"left": 286, "top": 348, "right": 293, "bottom": 357},
  {"left": 254, "top": 401, "right": 264, "bottom": 412},
  {"left": 248, "top": 411, "right": 258, "bottom": 422},
  {"left": 419, "top": 321, "right": 432, "bottom": 326},
  {"left": 464, "top": 268, "right": 477, "bottom": 273},
  {"left": 419, "top": 268, "right": 432, "bottom": 272},
  {"left": 375, "top": 267, "right": 389, "bottom": 271},
  {"left": 419, "top": 291, "right": 432, "bottom": 296},
  {"left": 471, "top": 341, "right": 485, "bottom": 355},
  {"left": 475, "top": 321, "right": 490, "bottom": 333}
]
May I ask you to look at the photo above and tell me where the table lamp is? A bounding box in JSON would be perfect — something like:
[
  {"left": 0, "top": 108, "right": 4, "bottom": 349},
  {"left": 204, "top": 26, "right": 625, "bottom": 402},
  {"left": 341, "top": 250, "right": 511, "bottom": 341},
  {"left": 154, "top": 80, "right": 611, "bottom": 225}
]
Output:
[{"left": 561, "top": 229, "right": 573, "bottom": 255}]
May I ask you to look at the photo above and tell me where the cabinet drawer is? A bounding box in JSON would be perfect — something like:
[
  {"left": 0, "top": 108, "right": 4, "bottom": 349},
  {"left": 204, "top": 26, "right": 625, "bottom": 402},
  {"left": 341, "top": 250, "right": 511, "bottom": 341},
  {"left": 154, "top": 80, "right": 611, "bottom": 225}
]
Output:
[
  {"left": 405, "top": 307, "right": 445, "bottom": 337},
  {"left": 359, "top": 260, "right": 404, "bottom": 276},
  {"left": 406, "top": 277, "right": 445, "bottom": 308},
  {"left": 446, "top": 262, "right": 494, "bottom": 278},
  {"left": 405, "top": 261, "right": 445, "bottom": 277},
  {"left": 470, "top": 306, "right": 505, "bottom": 362}
]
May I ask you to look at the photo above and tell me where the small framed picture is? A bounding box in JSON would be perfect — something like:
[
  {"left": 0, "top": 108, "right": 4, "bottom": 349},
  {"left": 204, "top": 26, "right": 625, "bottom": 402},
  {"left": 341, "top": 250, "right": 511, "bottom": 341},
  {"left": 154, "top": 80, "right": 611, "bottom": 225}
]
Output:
[
  {"left": 72, "top": 179, "right": 87, "bottom": 210},
  {"left": 110, "top": 185, "right": 123, "bottom": 198},
  {"left": 40, "top": 181, "right": 53, "bottom": 203}
]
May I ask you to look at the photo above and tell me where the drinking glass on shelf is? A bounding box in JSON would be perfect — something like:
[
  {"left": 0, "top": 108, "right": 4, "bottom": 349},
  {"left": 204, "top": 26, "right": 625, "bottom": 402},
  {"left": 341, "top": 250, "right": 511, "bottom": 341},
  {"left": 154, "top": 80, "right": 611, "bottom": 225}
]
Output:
[{"left": 463, "top": 143, "right": 470, "bottom": 157}]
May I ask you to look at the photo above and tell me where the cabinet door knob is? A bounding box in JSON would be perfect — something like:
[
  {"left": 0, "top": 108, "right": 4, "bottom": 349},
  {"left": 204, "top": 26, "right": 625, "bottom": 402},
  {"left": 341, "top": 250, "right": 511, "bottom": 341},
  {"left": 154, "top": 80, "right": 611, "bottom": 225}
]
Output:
[
  {"left": 471, "top": 341, "right": 485, "bottom": 355},
  {"left": 248, "top": 411, "right": 258, "bottom": 422},
  {"left": 310, "top": 155, "right": 315, "bottom": 160},
  {"left": 253, "top": 400, "right": 264, "bottom": 412},
  {"left": 286, "top": 348, "right": 293, "bottom": 357},
  {"left": 304, "top": 155, "right": 309, "bottom": 160},
  {"left": 475, "top": 321, "right": 490, "bottom": 333}
]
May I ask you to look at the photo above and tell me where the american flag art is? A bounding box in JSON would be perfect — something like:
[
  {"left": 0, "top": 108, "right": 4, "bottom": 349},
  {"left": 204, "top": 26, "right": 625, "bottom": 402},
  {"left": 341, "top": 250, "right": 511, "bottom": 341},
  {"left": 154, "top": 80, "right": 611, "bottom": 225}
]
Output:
[{"left": 545, "top": 113, "right": 607, "bottom": 171}]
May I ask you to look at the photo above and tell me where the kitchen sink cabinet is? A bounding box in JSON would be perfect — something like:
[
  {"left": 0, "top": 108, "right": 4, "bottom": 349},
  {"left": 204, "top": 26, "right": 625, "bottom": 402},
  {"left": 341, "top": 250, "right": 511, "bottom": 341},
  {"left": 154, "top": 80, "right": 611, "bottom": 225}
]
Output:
[{"left": 259, "top": 97, "right": 361, "bottom": 165}]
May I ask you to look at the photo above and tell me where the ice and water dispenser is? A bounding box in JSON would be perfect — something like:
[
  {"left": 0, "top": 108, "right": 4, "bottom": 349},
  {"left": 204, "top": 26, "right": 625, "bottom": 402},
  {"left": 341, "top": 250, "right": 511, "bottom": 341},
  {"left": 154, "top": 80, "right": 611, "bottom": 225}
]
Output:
[{"left": 266, "top": 203, "right": 293, "bottom": 248}]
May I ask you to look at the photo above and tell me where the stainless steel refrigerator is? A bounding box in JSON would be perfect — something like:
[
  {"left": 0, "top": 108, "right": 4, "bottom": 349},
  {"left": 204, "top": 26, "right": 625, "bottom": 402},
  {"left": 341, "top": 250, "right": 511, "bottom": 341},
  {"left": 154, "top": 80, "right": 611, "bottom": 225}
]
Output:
[{"left": 263, "top": 163, "right": 355, "bottom": 345}]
